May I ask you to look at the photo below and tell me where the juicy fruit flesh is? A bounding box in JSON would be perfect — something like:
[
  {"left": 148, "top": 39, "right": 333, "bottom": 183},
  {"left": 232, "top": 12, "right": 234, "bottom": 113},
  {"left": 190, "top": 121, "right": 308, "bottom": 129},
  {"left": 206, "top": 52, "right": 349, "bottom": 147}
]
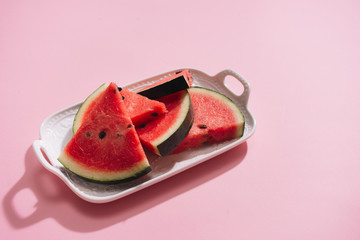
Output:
[
  {"left": 58, "top": 83, "right": 150, "bottom": 182},
  {"left": 172, "top": 87, "right": 245, "bottom": 153},
  {"left": 121, "top": 89, "right": 167, "bottom": 127},
  {"left": 73, "top": 83, "right": 109, "bottom": 133},
  {"left": 70, "top": 116, "right": 144, "bottom": 171},
  {"left": 74, "top": 85, "right": 167, "bottom": 133}
]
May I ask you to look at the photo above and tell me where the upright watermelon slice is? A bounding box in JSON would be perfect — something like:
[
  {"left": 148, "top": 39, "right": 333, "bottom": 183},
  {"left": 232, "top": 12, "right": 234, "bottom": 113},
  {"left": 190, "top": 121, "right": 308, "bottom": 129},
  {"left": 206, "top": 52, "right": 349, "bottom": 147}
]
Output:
[
  {"left": 172, "top": 87, "right": 245, "bottom": 153},
  {"left": 58, "top": 83, "right": 151, "bottom": 183},
  {"left": 137, "top": 69, "right": 194, "bottom": 99},
  {"left": 136, "top": 90, "right": 194, "bottom": 156},
  {"left": 73, "top": 84, "right": 167, "bottom": 132}
]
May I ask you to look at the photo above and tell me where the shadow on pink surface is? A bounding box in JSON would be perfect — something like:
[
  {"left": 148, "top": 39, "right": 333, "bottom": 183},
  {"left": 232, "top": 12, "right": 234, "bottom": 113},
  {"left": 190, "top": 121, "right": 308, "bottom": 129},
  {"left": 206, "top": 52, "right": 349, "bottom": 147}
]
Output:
[{"left": 3, "top": 143, "right": 247, "bottom": 232}]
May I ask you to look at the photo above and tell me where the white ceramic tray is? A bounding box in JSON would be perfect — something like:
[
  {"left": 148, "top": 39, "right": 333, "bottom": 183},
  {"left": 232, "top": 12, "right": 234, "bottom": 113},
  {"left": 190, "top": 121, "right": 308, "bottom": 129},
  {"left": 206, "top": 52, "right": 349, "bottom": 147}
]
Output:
[{"left": 33, "top": 69, "right": 256, "bottom": 203}]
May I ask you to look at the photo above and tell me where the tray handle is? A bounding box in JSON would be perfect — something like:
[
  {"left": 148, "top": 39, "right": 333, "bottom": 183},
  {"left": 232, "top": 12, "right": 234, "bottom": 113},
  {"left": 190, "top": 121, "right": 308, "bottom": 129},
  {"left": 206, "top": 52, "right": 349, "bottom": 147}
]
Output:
[
  {"left": 214, "top": 69, "right": 251, "bottom": 106},
  {"left": 33, "top": 140, "right": 55, "bottom": 171}
]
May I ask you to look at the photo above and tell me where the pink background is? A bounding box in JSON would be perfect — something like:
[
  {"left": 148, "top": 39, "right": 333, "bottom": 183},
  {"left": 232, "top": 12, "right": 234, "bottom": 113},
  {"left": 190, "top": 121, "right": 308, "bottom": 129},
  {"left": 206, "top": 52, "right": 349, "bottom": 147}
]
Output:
[{"left": 1, "top": 0, "right": 360, "bottom": 239}]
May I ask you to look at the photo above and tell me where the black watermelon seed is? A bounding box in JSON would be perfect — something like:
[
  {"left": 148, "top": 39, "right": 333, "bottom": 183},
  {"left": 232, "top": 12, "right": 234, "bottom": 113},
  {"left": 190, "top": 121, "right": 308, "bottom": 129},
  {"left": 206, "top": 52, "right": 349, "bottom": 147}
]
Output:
[
  {"left": 122, "top": 96, "right": 125, "bottom": 100},
  {"left": 175, "top": 71, "right": 182, "bottom": 74},
  {"left": 99, "top": 131, "right": 106, "bottom": 139},
  {"left": 198, "top": 124, "right": 207, "bottom": 129},
  {"left": 139, "top": 124, "right": 146, "bottom": 129},
  {"left": 127, "top": 124, "right": 132, "bottom": 128},
  {"left": 118, "top": 87, "right": 122, "bottom": 91},
  {"left": 202, "top": 133, "right": 209, "bottom": 138},
  {"left": 151, "top": 112, "right": 158, "bottom": 117}
]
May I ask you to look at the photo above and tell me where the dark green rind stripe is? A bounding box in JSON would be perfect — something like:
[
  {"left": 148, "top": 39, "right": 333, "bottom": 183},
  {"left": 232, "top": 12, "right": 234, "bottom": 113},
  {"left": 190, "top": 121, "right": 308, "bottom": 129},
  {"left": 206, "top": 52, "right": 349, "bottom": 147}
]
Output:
[
  {"left": 137, "top": 75, "right": 190, "bottom": 100},
  {"left": 157, "top": 95, "right": 194, "bottom": 156},
  {"left": 73, "top": 83, "right": 108, "bottom": 134},
  {"left": 62, "top": 165, "right": 152, "bottom": 184}
]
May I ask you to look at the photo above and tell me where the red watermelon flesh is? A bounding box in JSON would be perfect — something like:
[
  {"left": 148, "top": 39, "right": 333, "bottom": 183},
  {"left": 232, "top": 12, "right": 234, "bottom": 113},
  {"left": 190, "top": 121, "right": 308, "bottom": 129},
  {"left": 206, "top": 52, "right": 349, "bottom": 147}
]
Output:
[
  {"left": 121, "top": 89, "right": 167, "bottom": 127},
  {"left": 136, "top": 90, "right": 194, "bottom": 156},
  {"left": 73, "top": 84, "right": 167, "bottom": 132},
  {"left": 59, "top": 83, "right": 151, "bottom": 183},
  {"left": 172, "top": 87, "right": 245, "bottom": 154}
]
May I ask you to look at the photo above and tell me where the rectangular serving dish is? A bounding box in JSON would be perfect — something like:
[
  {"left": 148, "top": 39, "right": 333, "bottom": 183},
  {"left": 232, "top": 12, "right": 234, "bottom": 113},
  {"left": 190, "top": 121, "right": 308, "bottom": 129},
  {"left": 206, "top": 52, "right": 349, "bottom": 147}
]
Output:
[{"left": 33, "top": 68, "right": 256, "bottom": 203}]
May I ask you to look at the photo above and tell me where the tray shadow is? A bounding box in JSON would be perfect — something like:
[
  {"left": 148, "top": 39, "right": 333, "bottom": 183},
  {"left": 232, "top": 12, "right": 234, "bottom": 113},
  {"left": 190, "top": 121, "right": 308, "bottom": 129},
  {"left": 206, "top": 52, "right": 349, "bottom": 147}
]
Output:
[{"left": 3, "top": 142, "right": 247, "bottom": 232}]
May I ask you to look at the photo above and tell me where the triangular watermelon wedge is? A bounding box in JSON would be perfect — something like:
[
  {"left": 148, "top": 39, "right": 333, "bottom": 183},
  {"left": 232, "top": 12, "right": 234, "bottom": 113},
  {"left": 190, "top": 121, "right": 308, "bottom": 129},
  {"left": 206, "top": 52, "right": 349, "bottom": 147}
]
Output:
[
  {"left": 58, "top": 83, "right": 151, "bottom": 183},
  {"left": 73, "top": 84, "right": 167, "bottom": 132}
]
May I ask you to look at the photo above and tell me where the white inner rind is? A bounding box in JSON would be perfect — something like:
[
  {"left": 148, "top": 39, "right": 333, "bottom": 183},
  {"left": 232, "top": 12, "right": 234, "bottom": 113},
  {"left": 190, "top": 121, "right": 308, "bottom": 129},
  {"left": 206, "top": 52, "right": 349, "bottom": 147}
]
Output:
[
  {"left": 189, "top": 87, "right": 245, "bottom": 137},
  {"left": 58, "top": 151, "right": 150, "bottom": 182},
  {"left": 73, "top": 83, "right": 109, "bottom": 133},
  {"left": 152, "top": 92, "right": 191, "bottom": 149}
]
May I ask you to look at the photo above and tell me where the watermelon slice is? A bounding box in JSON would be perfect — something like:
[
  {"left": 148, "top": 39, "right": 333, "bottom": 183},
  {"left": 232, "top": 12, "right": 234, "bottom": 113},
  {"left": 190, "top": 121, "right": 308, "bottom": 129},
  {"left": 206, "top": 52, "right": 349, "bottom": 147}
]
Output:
[
  {"left": 137, "top": 69, "right": 193, "bottom": 99},
  {"left": 73, "top": 84, "right": 167, "bottom": 131},
  {"left": 172, "top": 87, "right": 245, "bottom": 153},
  {"left": 136, "top": 90, "right": 194, "bottom": 156},
  {"left": 58, "top": 83, "right": 151, "bottom": 183}
]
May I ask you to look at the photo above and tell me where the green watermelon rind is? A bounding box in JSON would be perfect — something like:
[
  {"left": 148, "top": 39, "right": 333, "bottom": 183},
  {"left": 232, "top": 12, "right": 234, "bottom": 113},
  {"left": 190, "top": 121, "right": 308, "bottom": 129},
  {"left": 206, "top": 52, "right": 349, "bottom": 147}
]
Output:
[
  {"left": 141, "top": 90, "right": 194, "bottom": 156},
  {"left": 189, "top": 87, "right": 245, "bottom": 138},
  {"left": 73, "top": 83, "right": 109, "bottom": 134},
  {"left": 137, "top": 70, "right": 193, "bottom": 100},
  {"left": 137, "top": 76, "right": 190, "bottom": 100},
  {"left": 157, "top": 94, "right": 194, "bottom": 156},
  {"left": 58, "top": 151, "right": 151, "bottom": 183}
]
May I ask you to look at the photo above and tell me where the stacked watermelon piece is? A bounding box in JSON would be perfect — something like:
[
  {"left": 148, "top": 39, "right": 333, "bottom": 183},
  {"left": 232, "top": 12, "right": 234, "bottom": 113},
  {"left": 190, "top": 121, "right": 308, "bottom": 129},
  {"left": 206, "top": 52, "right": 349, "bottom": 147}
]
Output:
[{"left": 58, "top": 69, "right": 245, "bottom": 183}]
